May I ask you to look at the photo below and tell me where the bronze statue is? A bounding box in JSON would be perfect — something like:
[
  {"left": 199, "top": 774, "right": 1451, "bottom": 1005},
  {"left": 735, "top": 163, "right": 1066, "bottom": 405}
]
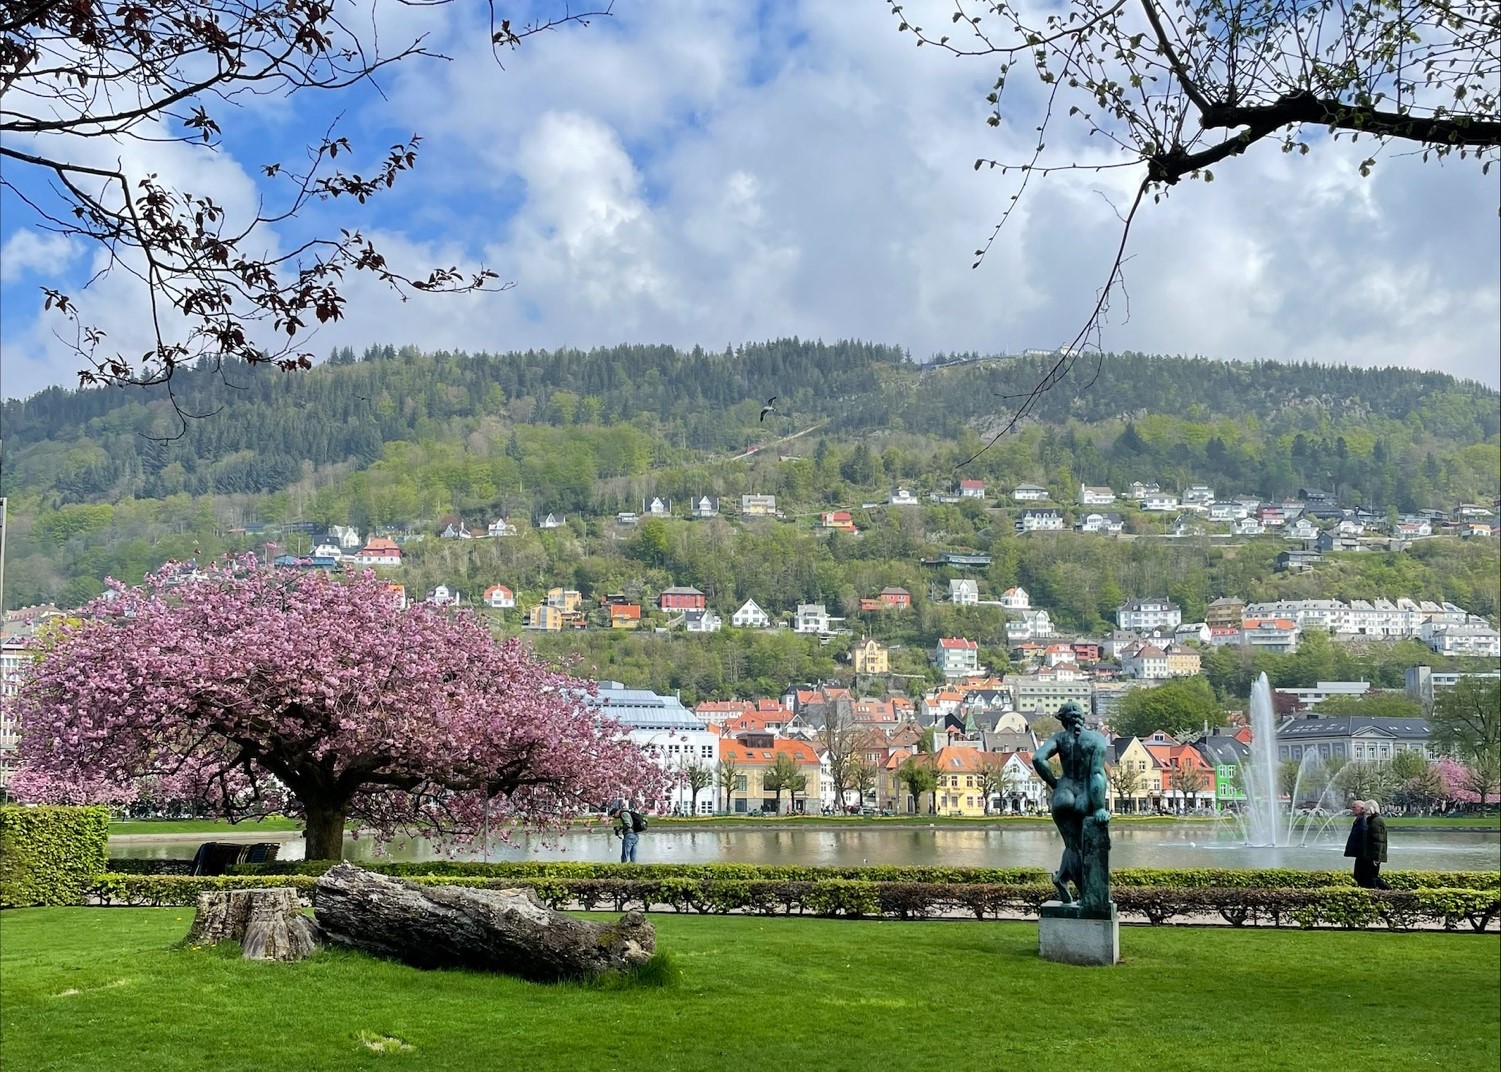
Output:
[{"left": 1031, "top": 701, "right": 1112, "bottom": 915}]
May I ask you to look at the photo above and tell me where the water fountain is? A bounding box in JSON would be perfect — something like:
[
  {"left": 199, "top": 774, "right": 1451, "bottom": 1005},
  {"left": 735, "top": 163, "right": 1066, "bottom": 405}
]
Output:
[{"left": 1234, "top": 673, "right": 1347, "bottom": 846}]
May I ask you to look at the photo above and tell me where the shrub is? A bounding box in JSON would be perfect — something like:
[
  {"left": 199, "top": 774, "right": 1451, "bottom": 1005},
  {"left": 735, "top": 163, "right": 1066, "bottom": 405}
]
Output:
[{"left": 1, "top": 805, "right": 110, "bottom": 907}]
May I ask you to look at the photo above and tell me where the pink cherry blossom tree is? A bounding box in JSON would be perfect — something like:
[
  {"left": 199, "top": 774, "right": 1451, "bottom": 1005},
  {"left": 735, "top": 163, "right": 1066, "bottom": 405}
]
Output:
[{"left": 11, "top": 558, "right": 663, "bottom": 859}]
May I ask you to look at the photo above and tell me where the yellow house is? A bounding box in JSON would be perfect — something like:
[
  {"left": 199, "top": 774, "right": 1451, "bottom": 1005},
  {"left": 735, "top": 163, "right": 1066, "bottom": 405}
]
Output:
[
  {"left": 546, "top": 587, "right": 584, "bottom": 613},
  {"left": 931, "top": 746, "right": 991, "bottom": 817},
  {"left": 1164, "top": 644, "right": 1202, "bottom": 677},
  {"left": 853, "top": 637, "right": 890, "bottom": 675},
  {"left": 719, "top": 734, "right": 822, "bottom": 814},
  {"left": 524, "top": 604, "right": 563, "bottom": 631},
  {"left": 1109, "top": 737, "right": 1162, "bottom": 813}
]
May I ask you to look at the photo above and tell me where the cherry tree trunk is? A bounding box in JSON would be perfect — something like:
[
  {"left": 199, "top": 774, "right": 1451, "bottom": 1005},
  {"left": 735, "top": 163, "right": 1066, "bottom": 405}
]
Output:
[
  {"left": 303, "top": 804, "right": 347, "bottom": 861},
  {"left": 186, "top": 887, "right": 320, "bottom": 961},
  {"left": 314, "top": 864, "right": 656, "bottom": 981}
]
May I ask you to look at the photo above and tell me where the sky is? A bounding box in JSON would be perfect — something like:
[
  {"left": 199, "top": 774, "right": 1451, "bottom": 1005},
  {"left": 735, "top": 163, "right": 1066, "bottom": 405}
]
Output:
[{"left": 2, "top": 0, "right": 1498, "bottom": 403}]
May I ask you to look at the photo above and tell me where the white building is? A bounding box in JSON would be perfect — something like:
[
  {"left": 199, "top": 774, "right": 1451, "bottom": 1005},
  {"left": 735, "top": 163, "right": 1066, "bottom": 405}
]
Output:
[
  {"left": 1127, "top": 481, "right": 1160, "bottom": 501},
  {"left": 683, "top": 609, "right": 723, "bottom": 634},
  {"left": 482, "top": 584, "right": 515, "bottom": 609},
  {"left": 889, "top": 487, "right": 920, "bottom": 507},
  {"left": 1016, "top": 508, "right": 1065, "bottom": 533},
  {"left": 1142, "top": 492, "right": 1180, "bottom": 512},
  {"left": 795, "top": 603, "right": 837, "bottom": 634},
  {"left": 999, "top": 587, "right": 1031, "bottom": 610},
  {"left": 1117, "top": 598, "right": 1182, "bottom": 630},
  {"left": 934, "top": 637, "right": 981, "bottom": 677},
  {"left": 1182, "top": 484, "right": 1215, "bottom": 506},
  {"left": 590, "top": 682, "right": 720, "bottom": 815},
  {"left": 1426, "top": 624, "right": 1501, "bottom": 658},
  {"left": 1208, "top": 501, "right": 1249, "bottom": 522},
  {"left": 487, "top": 518, "right": 518, "bottom": 538},
  {"left": 1079, "top": 484, "right": 1116, "bottom": 506},
  {"left": 1076, "top": 512, "right": 1124, "bottom": 534},
  {"left": 950, "top": 579, "right": 980, "bottom": 606},
  {"left": 1012, "top": 483, "right": 1049, "bottom": 502},
  {"left": 731, "top": 599, "right": 772, "bottom": 628},
  {"left": 691, "top": 496, "right": 719, "bottom": 519}
]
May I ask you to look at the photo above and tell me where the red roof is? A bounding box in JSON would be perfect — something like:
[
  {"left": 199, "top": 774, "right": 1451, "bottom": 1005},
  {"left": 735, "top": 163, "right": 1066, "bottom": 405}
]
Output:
[{"left": 938, "top": 637, "right": 978, "bottom": 650}]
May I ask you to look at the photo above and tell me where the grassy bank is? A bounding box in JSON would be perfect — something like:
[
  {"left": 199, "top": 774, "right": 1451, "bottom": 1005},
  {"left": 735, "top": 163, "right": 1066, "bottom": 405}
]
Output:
[
  {"left": 2, "top": 909, "right": 1496, "bottom": 1072},
  {"left": 107, "top": 817, "right": 304, "bottom": 836}
]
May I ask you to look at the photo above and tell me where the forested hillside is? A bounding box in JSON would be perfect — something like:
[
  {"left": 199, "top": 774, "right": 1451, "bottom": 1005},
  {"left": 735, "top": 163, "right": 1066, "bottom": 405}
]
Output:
[{"left": 1, "top": 341, "right": 1497, "bottom": 616}]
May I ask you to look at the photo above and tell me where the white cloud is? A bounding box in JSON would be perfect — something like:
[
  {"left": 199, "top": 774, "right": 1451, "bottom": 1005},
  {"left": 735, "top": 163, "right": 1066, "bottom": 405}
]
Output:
[
  {"left": 2, "top": 0, "right": 1496, "bottom": 401},
  {"left": 0, "top": 232, "right": 82, "bottom": 284}
]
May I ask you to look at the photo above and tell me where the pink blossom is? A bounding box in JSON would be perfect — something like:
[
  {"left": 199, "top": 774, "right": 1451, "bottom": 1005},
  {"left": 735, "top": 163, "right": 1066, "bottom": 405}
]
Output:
[{"left": 13, "top": 557, "right": 664, "bottom": 857}]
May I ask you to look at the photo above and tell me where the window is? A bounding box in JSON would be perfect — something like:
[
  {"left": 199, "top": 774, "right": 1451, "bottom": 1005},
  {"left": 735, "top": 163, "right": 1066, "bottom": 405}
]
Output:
[
  {"left": 734, "top": 776, "right": 747, "bottom": 791},
  {"left": 966, "top": 776, "right": 974, "bottom": 788},
  {"left": 701, "top": 745, "right": 713, "bottom": 758}
]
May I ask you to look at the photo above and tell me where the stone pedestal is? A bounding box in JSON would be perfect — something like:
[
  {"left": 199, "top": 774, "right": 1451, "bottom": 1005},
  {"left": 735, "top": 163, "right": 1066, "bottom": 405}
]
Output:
[{"left": 1038, "top": 900, "right": 1119, "bottom": 966}]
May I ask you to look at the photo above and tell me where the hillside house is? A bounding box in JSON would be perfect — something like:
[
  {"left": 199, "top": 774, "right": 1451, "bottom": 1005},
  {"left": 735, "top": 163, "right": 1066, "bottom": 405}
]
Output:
[
  {"left": 741, "top": 494, "right": 778, "bottom": 517},
  {"left": 1208, "top": 500, "right": 1249, "bottom": 522},
  {"left": 934, "top": 637, "right": 981, "bottom": 678},
  {"left": 820, "top": 510, "right": 857, "bottom": 534},
  {"left": 615, "top": 512, "right": 639, "bottom": 527},
  {"left": 483, "top": 584, "right": 515, "bottom": 609},
  {"left": 1127, "top": 481, "right": 1161, "bottom": 500},
  {"left": 350, "top": 538, "right": 402, "bottom": 566},
  {"left": 1016, "top": 508, "right": 1065, "bottom": 534},
  {"left": 1285, "top": 517, "right": 1319, "bottom": 541},
  {"left": 1012, "top": 483, "right": 1049, "bottom": 501},
  {"left": 853, "top": 637, "right": 890, "bottom": 675},
  {"left": 889, "top": 487, "right": 920, "bottom": 506},
  {"left": 645, "top": 497, "right": 670, "bottom": 517},
  {"left": 691, "top": 496, "right": 719, "bottom": 519},
  {"left": 1142, "top": 492, "right": 1180, "bottom": 512},
  {"left": 999, "top": 587, "right": 1031, "bottom": 610},
  {"left": 1205, "top": 597, "right": 1244, "bottom": 628},
  {"left": 608, "top": 604, "right": 642, "bottom": 629},
  {"left": 524, "top": 605, "right": 564, "bottom": 631},
  {"left": 1118, "top": 598, "right": 1182, "bottom": 630},
  {"left": 538, "top": 513, "right": 566, "bottom": 529},
  {"left": 950, "top": 579, "right": 979, "bottom": 605},
  {"left": 1182, "top": 484, "right": 1215, "bottom": 506},
  {"left": 1231, "top": 516, "right": 1265, "bottom": 536},
  {"left": 1079, "top": 484, "right": 1116, "bottom": 506},
  {"left": 732, "top": 599, "right": 772, "bottom": 628},
  {"left": 682, "top": 609, "right": 722, "bottom": 633},
  {"left": 958, "top": 479, "right": 986, "bottom": 499},
  {"left": 659, "top": 587, "right": 707, "bottom": 612},
  {"left": 1076, "top": 512, "right": 1125, "bottom": 534},
  {"left": 795, "top": 603, "right": 837, "bottom": 635},
  {"left": 487, "top": 518, "right": 518, "bottom": 538}
]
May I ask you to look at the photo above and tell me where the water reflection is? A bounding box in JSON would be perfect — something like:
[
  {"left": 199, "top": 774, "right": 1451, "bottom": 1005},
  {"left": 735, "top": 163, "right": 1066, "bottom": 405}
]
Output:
[{"left": 110, "top": 824, "right": 1501, "bottom": 872}]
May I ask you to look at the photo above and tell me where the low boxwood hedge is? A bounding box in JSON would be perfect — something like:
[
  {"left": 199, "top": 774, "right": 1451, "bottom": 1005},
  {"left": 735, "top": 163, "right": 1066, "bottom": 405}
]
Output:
[{"left": 82, "top": 872, "right": 1500, "bottom": 931}]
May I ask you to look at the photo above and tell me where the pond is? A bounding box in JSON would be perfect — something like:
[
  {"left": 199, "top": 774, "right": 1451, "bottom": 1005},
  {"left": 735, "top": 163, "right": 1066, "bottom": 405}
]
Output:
[{"left": 110, "top": 823, "right": 1501, "bottom": 873}]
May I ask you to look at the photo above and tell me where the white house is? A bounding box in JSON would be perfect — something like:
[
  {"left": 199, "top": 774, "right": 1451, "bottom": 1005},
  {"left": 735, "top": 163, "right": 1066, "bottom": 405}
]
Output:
[
  {"left": 732, "top": 599, "right": 772, "bottom": 628},
  {"left": 683, "top": 609, "right": 723, "bottom": 633},
  {"left": 1127, "top": 481, "right": 1161, "bottom": 501},
  {"left": 1076, "top": 512, "right": 1125, "bottom": 534},
  {"left": 483, "top": 584, "right": 515, "bottom": 609},
  {"left": 1285, "top": 517, "right": 1319, "bottom": 541},
  {"left": 1231, "top": 516, "right": 1265, "bottom": 536},
  {"left": 539, "top": 513, "right": 566, "bottom": 529},
  {"left": 1174, "top": 621, "right": 1211, "bottom": 645},
  {"left": 1079, "top": 484, "right": 1116, "bottom": 506},
  {"left": 646, "top": 497, "right": 671, "bottom": 517},
  {"left": 615, "top": 512, "right": 639, "bottom": 527},
  {"left": 1142, "top": 492, "right": 1180, "bottom": 512},
  {"left": 1121, "top": 643, "right": 1169, "bottom": 679},
  {"left": 1208, "top": 500, "right": 1249, "bottom": 522},
  {"left": 950, "top": 579, "right": 980, "bottom": 606},
  {"left": 1118, "top": 598, "right": 1182, "bottom": 630},
  {"left": 426, "top": 584, "right": 461, "bottom": 606},
  {"left": 691, "top": 496, "right": 719, "bottom": 519},
  {"left": 329, "top": 525, "right": 363, "bottom": 549},
  {"left": 889, "top": 487, "right": 920, "bottom": 507},
  {"left": 958, "top": 479, "right": 987, "bottom": 499},
  {"left": 996, "top": 752, "right": 1047, "bottom": 813},
  {"left": 1005, "top": 609, "right": 1054, "bottom": 642},
  {"left": 934, "top": 637, "right": 981, "bottom": 677},
  {"left": 1426, "top": 624, "right": 1501, "bottom": 658},
  {"left": 487, "top": 518, "right": 518, "bottom": 538},
  {"left": 1182, "top": 484, "right": 1215, "bottom": 506},
  {"left": 1016, "top": 508, "right": 1065, "bottom": 534},
  {"left": 795, "top": 603, "right": 836, "bottom": 634},
  {"left": 999, "top": 587, "right": 1031, "bottom": 610},
  {"left": 1012, "top": 483, "right": 1049, "bottom": 502},
  {"left": 310, "top": 538, "right": 342, "bottom": 560}
]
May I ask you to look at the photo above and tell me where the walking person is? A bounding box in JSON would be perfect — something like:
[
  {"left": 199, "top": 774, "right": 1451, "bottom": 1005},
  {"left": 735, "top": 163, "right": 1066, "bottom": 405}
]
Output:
[
  {"left": 606, "top": 799, "right": 644, "bottom": 864},
  {"left": 1361, "top": 799, "right": 1391, "bottom": 890}
]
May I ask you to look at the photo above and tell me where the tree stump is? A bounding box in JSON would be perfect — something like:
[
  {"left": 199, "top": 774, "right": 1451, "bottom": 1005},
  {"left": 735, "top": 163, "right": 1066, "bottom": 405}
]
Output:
[
  {"left": 186, "top": 887, "right": 320, "bottom": 961},
  {"left": 313, "top": 863, "right": 656, "bottom": 982}
]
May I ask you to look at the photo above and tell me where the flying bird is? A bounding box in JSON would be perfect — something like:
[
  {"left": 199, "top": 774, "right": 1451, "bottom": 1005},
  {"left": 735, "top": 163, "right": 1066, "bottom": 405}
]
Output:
[{"left": 759, "top": 396, "right": 776, "bottom": 422}]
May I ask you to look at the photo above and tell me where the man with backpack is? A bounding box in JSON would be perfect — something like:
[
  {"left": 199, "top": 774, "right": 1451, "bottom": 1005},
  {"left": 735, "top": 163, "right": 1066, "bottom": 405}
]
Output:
[{"left": 607, "top": 799, "right": 646, "bottom": 863}]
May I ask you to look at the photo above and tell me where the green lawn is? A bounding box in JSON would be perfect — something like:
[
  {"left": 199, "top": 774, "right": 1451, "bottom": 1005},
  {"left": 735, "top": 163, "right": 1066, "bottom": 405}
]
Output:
[
  {"left": 2, "top": 909, "right": 1496, "bottom": 1072},
  {"left": 107, "top": 817, "right": 304, "bottom": 836}
]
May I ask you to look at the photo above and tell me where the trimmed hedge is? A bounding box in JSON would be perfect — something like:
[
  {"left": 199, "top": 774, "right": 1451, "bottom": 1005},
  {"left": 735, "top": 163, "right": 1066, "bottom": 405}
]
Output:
[
  {"left": 227, "top": 858, "right": 1501, "bottom": 891},
  {"left": 82, "top": 872, "right": 1500, "bottom": 931},
  {"left": 2, "top": 805, "right": 111, "bottom": 908}
]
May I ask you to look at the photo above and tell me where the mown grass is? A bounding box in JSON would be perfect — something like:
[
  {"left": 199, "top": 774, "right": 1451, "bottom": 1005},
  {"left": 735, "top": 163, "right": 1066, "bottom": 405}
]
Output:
[
  {"left": 1, "top": 908, "right": 1496, "bottom": 1072},
  {"left": 107, "top": 817, "right": 303, "bottom": 836}
]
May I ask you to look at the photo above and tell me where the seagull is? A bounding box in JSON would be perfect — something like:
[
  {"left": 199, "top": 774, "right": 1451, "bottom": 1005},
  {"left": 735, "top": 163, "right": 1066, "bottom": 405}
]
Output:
[{"left": 759, "top": 396, "right": 776, "bottom": 422}]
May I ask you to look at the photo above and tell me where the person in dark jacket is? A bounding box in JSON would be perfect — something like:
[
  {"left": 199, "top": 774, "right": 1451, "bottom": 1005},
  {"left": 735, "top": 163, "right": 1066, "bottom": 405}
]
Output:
[
  {"left": 1361, "top": 799, "right": 1391, "bottom": 890},
  {"left": 1344, "top": 799, "right": 1370, "bottom": 885}
]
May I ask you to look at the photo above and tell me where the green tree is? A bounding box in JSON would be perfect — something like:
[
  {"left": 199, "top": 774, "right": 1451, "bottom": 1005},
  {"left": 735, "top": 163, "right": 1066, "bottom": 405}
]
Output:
[
  {"left": 1316, "top": 693, "right": 1424, "bottom": 719},
  {"left": 762, "top": 753, "right": 808, "bottom": 815},
  {"left": 845, "top": 756, "right": 878, "bottom": 809},
  {"left": 1112, "top": 677, "right": 1222, "bottom": 740},
  {"left": 716, "top": 755, "right": 743, "bottom": 814},
  {"left": 1429, "top": 678, "right": 1501, "bottom": 807},
  {"left": 896, "top": 758, "right": 938, "bottom": 815},
  {"left": 679, "top": 758, "right": 715, "bottom": 817}
]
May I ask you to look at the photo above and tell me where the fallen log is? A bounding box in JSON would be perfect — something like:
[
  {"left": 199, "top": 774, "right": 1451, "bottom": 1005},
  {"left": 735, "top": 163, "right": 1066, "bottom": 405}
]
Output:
[
  {"left": 313, "top": 863, "right": 656, "bottom": 981},
  {"left": 186, "top": 887, "right": 320, "bottom": 961}
]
